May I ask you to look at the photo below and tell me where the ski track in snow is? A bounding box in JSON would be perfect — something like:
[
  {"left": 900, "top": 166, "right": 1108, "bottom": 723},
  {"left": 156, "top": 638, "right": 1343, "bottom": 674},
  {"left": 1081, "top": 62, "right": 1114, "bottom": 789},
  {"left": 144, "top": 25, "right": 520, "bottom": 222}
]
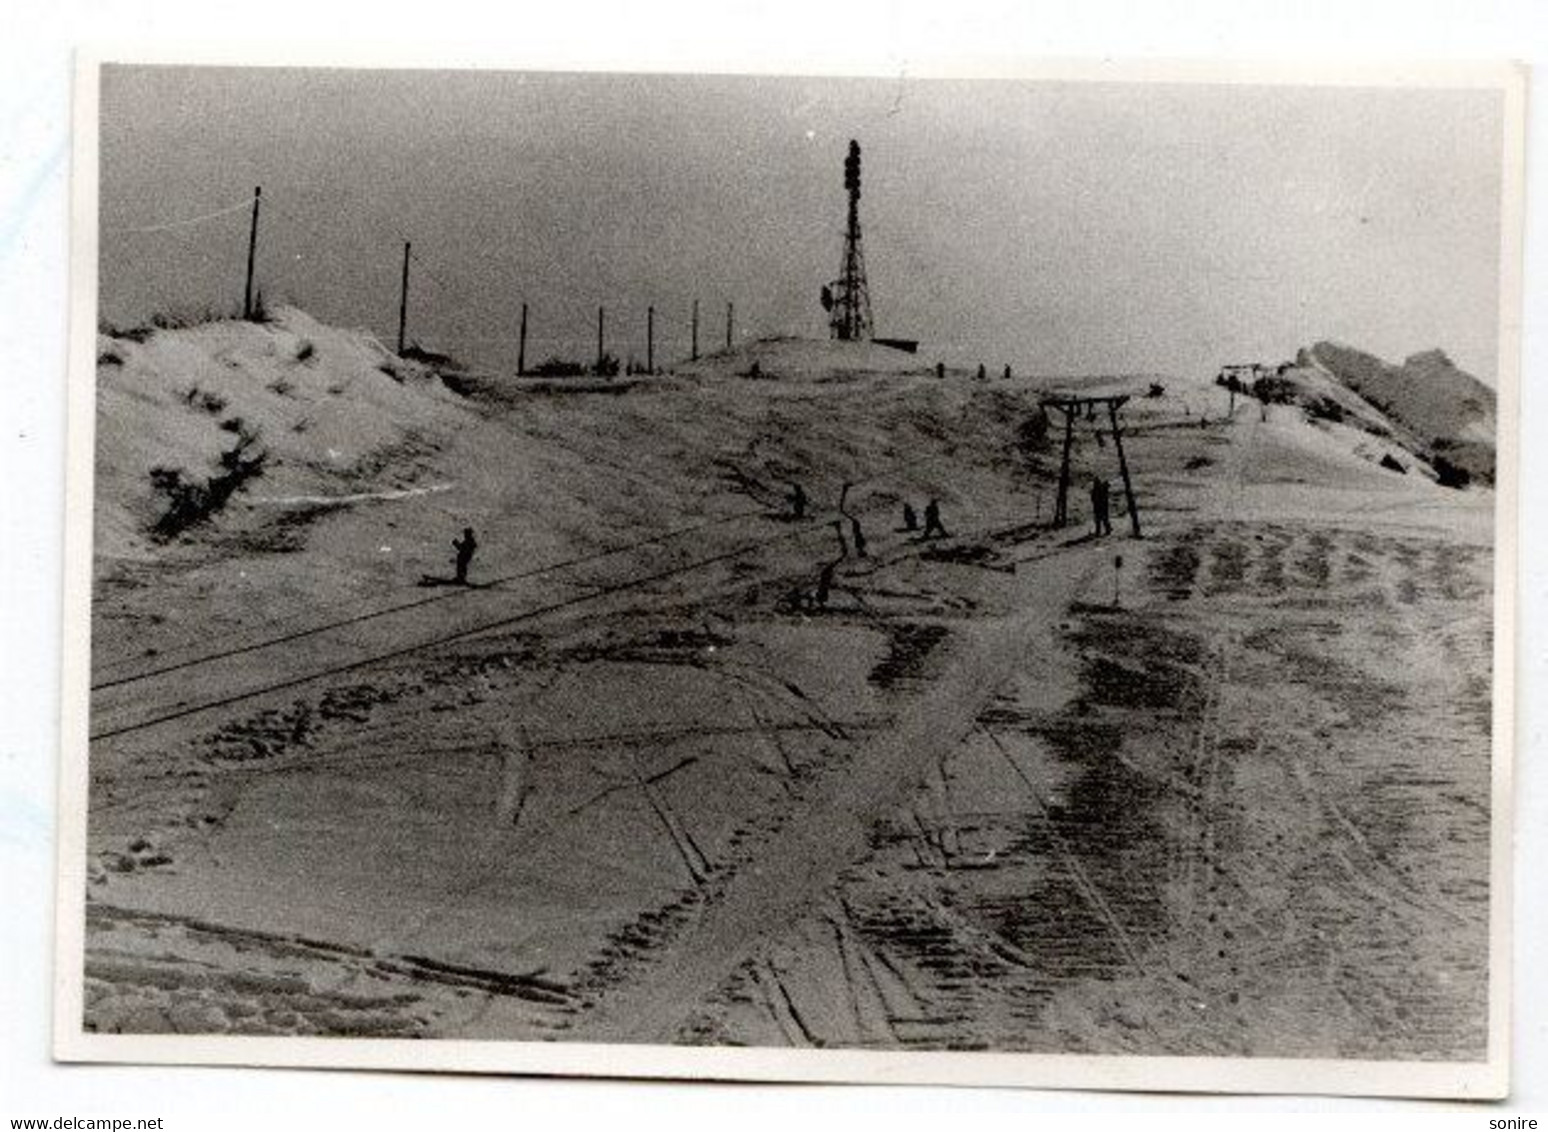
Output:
[{"left": 246, "top": 483, "right": 455, "bottom": 506}]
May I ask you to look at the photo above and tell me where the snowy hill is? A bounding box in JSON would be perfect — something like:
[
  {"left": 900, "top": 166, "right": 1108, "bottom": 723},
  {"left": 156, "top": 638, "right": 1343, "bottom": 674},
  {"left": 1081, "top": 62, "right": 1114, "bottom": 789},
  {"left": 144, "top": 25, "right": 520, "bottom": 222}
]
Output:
[
  {"left": 92, "top": 310, "right": 1498, "bottom": 590},
  {"left": 1292, "top": 342, "right": 1497, "bottom": 485},
  {"left": 94, "top": 307, "right": 477, "bottom": 558},
  {"left": 673, "top": 335, "right": 930, "bottom": 382}
]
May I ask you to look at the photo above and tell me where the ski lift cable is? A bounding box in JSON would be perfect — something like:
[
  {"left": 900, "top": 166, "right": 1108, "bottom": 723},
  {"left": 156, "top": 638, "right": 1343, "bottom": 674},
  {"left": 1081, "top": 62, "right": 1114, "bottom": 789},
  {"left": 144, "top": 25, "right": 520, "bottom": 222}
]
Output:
[
  {"left": 90, "top": 507, "right": 771, "bottom": 690},
  {"left": 88, "top": 519, "right": 833, "bottom": 742},
  {"left": 102, "top": 195, "right": 257, "bottom": 235}
]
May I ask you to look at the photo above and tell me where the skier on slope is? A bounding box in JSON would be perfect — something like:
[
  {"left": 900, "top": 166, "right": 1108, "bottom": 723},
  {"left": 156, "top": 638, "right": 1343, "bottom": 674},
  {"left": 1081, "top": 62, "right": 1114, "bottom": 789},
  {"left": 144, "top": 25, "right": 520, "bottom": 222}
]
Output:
[{"left": 452, "top": 526, "right": 478, "bottom": 585}]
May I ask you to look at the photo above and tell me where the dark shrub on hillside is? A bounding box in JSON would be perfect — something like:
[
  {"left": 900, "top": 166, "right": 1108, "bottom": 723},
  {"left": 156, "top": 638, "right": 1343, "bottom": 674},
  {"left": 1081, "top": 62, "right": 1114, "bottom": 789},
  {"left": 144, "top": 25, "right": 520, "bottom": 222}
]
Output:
[
  {"left": 1432, "top": 455, "right": 1471, "bottom": 490},
  {"left": 1017, "top": 407, "right": 1052, "bottom": 456},
  {"left": 1251, "top": 375, "right": 1297, "bottom": 405},
  {"left": 1304, "top": 397, "right": 1345, "bottom": 424},
  {"left": 182, "top": 387, "right": 228, "bottom": 415},
  {"left": 529, "top": 357, "right": 587, "bottom": 377},
  {"left": 149, "top": 422, "right": 267, "bottom": 539},
  {"left": 400, "top": 343, "right": 463, "bottom": 372}
]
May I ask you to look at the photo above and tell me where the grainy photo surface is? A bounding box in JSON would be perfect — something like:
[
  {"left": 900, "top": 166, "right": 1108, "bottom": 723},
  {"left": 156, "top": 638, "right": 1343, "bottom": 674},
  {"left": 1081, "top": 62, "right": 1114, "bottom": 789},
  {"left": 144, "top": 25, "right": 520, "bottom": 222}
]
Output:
[{"left": 60, "top": 60, "right": 1519, "bottom": 1094}]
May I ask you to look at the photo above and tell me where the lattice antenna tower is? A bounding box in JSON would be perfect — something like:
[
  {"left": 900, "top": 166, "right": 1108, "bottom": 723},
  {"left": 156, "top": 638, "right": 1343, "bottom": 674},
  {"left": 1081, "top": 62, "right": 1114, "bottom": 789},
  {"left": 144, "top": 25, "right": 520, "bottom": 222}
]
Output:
[{"left": 823, "top": 139, "right": 873, "bottom": 341}]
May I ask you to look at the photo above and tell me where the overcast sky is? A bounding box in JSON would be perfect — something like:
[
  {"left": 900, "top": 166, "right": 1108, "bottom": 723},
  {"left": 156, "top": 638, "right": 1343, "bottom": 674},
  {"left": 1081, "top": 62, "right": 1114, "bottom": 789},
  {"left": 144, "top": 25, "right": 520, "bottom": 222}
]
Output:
[{"left": 98, "top": 66, "right": 1506, "bottom": 382}]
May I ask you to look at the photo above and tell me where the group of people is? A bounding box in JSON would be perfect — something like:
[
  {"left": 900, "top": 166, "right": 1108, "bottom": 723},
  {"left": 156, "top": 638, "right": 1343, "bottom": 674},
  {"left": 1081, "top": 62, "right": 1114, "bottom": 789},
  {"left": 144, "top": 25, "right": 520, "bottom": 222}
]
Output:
[
  {"left": 787, "top": 481, "right": 949, "bottom": 549},
  {"left": 782, "top": 485, "right": 952, "bottom": 612},
  {"left": 970, "top": 364, "right": 1014, "bottom": 381},
  {"left": 906, "top": 498, "right": 949, "bottom": 540},
  {"left": 448, "top": 477, "right": 1110, "bottom": 588},
  {"left": 442, "top": 485, "right": 948, "bottom": 588},
  {"left": 932, "top": 361, "right": 1014, "bottom": 381}
]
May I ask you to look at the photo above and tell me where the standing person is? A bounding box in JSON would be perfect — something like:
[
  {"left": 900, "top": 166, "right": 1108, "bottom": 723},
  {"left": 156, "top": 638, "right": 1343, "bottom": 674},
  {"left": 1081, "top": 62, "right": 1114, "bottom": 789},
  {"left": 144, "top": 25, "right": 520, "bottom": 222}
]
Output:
[
  {"left": 453, "top": 526, "right": 478, "bottom": 584},
  {"left": 813, "top": 559, "right": 838, "bottom": 609},
  {"left": 976, "top": 363, "right": 987, "bottom": 381},
  {"left": 922, "top": 499, "right": 948, "bottom": 539},
  {"left": 788, "top": 482, "right": 807, "bottom": 520},
  {"left": 902, "top": 502, "right": 919, "bottom": 532},
  {"left": 1090, "top": 479, "right": 1112, "bottom": 537},
  {"left": 850, "top": 515, "right": 868, "bottom": 559}
]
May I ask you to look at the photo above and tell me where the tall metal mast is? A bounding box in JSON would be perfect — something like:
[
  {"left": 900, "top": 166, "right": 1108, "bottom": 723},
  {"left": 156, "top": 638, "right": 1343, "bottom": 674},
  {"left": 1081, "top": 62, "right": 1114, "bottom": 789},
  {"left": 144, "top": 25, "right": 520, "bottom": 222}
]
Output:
[{"left": 824, "top": 139, "right": 873, "bottom": 341}]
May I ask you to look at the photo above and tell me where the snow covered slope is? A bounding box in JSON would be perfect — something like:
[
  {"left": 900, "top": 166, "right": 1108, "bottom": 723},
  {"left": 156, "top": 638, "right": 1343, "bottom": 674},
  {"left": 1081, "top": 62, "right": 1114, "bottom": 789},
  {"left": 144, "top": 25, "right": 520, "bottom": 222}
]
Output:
[
  {"left": 83, "top": 312, "right": 1494, "bottom": 1057},
  {"left": 673, "top": 335, "right": 930, "bottom": 382},
  {"left": 94, "top": 307, "right": 477, "bottom": 558},
  {"left": 1292, "top": 341, "right": 1497, "bottom": 485}
]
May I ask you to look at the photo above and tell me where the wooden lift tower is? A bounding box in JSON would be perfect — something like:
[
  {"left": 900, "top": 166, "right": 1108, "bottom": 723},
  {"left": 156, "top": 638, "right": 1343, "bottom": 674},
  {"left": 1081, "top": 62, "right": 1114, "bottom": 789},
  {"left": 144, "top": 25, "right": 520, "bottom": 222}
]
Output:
[{"left": 1039, "top": 393, "right": 1142, "bottom": 537}]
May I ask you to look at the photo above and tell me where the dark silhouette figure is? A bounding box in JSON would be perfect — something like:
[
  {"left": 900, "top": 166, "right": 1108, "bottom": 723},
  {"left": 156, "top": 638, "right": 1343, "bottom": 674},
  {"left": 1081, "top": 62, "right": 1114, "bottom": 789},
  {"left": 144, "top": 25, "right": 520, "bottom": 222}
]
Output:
[
  {"left": 1090, "top": 479, "right": 1112, "bottom": 537},
  {"left": 922, "top": 499, "right": 948, "bottom": 540},
  {"left": 935, "top": 361, "right": 946, "bottom": 380},
  {"left": 1003, "top": 364, "right": 1012, "bottom": 380},
  {"left": 814, "top": 559, "right": 838, "bottom": 609},
  {"left": 850, "top": 515, "right": 868, "bottom": 558},
  {"left": 788, "top": 482, "right": 807, "bottom": 520},
  {"left": 902, "top": 502, "right": 918, "bottom": 531},
  {"left": 976, "top": 363, "right": 987, "bottom": 381},
  {"left": 453, "top": 526, "right": 478, "bottom": 584}
]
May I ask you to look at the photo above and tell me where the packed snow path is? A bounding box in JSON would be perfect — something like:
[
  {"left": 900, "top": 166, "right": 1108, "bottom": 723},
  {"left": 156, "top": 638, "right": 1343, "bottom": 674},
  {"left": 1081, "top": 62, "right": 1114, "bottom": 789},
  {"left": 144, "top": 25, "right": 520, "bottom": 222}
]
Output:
[{"left": 572, "top": 543, "right": 1105, "bottom": 1042}]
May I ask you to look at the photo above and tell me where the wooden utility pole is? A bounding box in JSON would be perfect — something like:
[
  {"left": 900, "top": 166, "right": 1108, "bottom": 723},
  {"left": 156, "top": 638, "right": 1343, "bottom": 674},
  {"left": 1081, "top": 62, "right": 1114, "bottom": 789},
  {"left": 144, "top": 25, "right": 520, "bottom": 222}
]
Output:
[
  {"left": 691, "top": 299, "right": 699, "bottom": 361},
  {"left": 597, "top": 306, "right": 606, "bottom": 372},
  {"left": 396, "top": 241, "right": 411, "bottom": 355},
  {"left": 1053, "top": 403, "right": 1076, "bottom": 526},
  {"left": 242, "top": 186, "right": 261, "bottom": 320},
  {"left": 517, "top": 302, "right": 528, "bottom": 376},
  {"left": 725, "top": 301, "right": 734, "bottom": 351},
  {"left": 1107, "top": 400, "right": 1141, "bottom": 537},
  {"left": 647, "top": 305, "right": 655, "bottom": 373}
]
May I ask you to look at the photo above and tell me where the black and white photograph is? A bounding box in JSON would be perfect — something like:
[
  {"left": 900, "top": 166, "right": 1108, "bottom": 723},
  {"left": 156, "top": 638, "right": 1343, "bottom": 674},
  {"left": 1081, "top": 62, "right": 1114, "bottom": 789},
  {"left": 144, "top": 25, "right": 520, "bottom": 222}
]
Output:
[{"left": 52, "top": 57, "right": 1521, "bottom": 1096}]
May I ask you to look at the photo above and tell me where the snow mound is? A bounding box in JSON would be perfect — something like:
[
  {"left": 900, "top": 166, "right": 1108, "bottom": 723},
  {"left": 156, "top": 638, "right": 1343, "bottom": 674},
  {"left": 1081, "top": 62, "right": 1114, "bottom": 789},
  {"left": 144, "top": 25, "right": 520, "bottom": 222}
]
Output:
[
  {"left": 673, "top": 336, "right": 931, "bottom": 382},
  {"left": 94, "top": 307, "right": 477, "bottom": 557}
]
